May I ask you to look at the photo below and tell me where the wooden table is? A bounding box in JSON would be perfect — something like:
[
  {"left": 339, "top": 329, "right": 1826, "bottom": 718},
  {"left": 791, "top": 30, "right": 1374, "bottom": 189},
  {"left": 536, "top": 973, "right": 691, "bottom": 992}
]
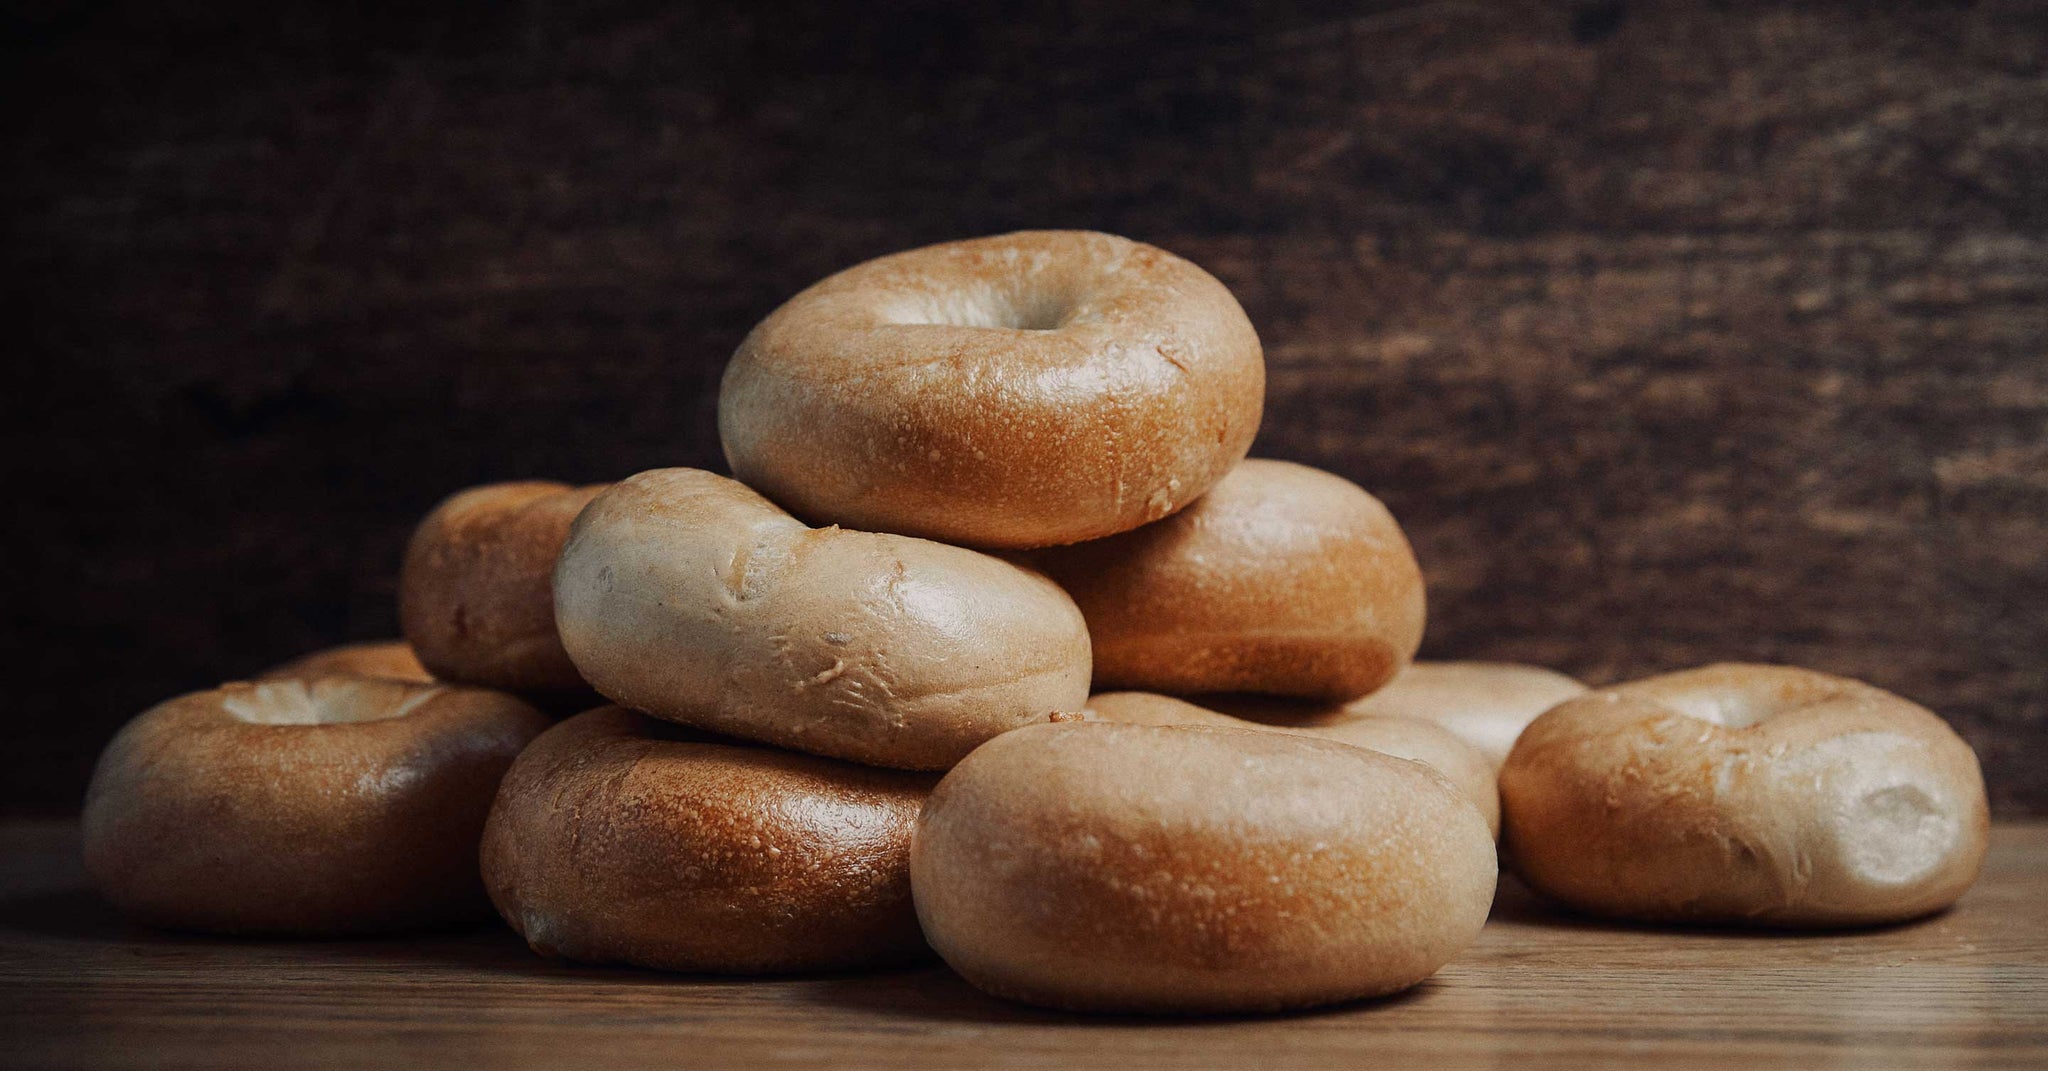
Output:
[{"left": 2, "top": 820, "right": 2042, "bottom": 1070}]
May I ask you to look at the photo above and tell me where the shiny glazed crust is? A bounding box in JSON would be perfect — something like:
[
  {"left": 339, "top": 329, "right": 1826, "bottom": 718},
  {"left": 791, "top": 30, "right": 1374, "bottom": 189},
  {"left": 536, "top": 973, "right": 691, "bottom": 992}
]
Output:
[
  {"left": 480, "top": 706, "right": 934, "bottom": 972},
  {"left": 1500, "top": 663, "right": 1990, "bottom": 927},
  {"left": 719, "top": 230, "right": 1264, "bottom": 548},
  {"left": 82, "top": 679, "right": 550, "bottom": 935}
]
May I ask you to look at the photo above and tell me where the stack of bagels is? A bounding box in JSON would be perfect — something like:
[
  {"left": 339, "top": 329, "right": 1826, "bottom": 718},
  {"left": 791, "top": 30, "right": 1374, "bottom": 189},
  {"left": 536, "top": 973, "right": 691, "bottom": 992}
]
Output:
[{"left": 84, "top": 231, "right": 1990, "bottom": 1014}]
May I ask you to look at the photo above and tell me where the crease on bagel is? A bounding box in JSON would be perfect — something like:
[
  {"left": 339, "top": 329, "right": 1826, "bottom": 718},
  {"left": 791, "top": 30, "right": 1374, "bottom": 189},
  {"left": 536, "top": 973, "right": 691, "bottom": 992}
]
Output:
[{"left": 554, "top": 467, "right": 1092, "bottom": 769}]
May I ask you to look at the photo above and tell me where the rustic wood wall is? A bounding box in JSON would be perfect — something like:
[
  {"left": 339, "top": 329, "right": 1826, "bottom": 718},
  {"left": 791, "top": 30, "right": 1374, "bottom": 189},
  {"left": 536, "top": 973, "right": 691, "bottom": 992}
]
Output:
[{"left": 6, "top": 1, "right": 2045, "bottom": 813}]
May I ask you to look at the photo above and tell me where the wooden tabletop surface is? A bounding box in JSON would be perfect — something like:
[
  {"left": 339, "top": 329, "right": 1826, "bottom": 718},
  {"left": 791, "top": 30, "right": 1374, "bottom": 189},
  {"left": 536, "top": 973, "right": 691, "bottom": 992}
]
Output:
[{"left": 2, "top": 819, "right": 2043, "bottom": 1070}]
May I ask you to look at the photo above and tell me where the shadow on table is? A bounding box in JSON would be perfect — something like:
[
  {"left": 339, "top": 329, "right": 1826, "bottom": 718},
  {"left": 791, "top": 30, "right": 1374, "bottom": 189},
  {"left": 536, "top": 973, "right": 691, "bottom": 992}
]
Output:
[
  {"left": 0, "top": 881, "right": 539, "bottom": 966},
  {"left": 802, "top": 962, "right": 1434, "bottom": 1026},
  {"left": 1488, "top": 873, "right": 1952, "bottom": 937},
  {"left": 0, "top": 887, "right": 139, "bottom": 942}
]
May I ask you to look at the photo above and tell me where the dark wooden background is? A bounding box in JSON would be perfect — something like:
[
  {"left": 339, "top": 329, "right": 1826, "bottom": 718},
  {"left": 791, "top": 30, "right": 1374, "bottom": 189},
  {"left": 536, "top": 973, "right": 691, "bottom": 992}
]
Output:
[{"left": 5, "top": 1, "right": 2044, "bottom": 814}]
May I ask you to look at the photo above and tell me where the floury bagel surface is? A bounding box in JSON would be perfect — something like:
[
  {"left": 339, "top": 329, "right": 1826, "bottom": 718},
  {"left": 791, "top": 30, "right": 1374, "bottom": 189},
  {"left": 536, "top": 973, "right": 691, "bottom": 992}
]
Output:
[
  {"left": 1501, "top": 664, "right": 1989, "bottom": 927},
  {"left": 553, "top": 468, "right": 1093, "bottom": 770}
]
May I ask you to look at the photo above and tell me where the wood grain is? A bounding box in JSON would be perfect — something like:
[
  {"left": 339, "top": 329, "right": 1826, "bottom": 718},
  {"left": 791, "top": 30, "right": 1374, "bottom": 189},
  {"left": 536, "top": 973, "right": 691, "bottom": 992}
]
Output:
[
  {"left": 4, "top": 1, "right": 2046, "bottom": 811},
  {"left": 1, "top": 819, "right": 2043, "bottom": 1069}
]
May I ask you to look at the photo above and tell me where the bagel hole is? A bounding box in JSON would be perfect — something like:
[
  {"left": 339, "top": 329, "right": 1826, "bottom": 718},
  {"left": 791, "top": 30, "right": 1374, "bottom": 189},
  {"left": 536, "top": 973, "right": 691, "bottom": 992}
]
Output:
[
  {"left": 1664, "top": 683, "right": 1864, "bottom": 730},
  {"left": 221, "top": 678, "right": 437, "bottom": 725},
  {"left": 894, "top": 286, "right": 1072, "bottom": 332},
  {"left": 1004, "top": 289, "right": 1071, "bottom": 331},
  {"left": 1659, "top": 693, "right": 1771, "bottom": 729}
]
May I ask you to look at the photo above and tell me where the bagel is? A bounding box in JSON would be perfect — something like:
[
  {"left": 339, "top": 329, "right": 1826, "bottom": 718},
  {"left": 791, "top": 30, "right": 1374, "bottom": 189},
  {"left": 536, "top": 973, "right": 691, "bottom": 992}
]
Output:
[
  {"left": 1085, "top": 691, "right": 1498, "bottom": 835},
  {"left": 1024, "top": 459, "right": 1424, "bottom": 699},
  {"left": 259, "top": 640, "right": 432, "bottom": 685},
  {"left": 553, "top": 468, "right": 1092, "bottom": 769},
  {"left": 481, "top": 706, "right": 933, "bottom": 973},
  {"left": 1500, "top": 663, "right": 1989, "bottom": 927},
  {"left": 719, "top": 230, "right": 1264, "bottom": 548},
  {"left": 1232, "top": 661, "right": 1587, "bottom": 770},
  {"left": 399, "top": 480, "right": 608, "bottom": 697},
  {"left": 82, "top": 677, "right": 549, "bottom": 935},
  {"left": 912, "top": 721, "right": 1496, "bottom": 1013}
]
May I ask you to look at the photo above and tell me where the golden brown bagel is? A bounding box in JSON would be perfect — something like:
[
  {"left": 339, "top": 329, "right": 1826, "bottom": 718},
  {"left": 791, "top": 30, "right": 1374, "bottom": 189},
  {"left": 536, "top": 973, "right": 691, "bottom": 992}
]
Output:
[
  {"left": 912, "top": 721, "right": 1496, "bottom": 1014},
  {"left": 1500, "top": 663, "right": 1989, "bottom": 927},
  {"left": 83, "top": 678, "right": 549, "bottom": 935},
  {"left": 1025, "top": 459, "right": 1424, "bottom": 700},
  {"left": 553, "top": 468, "right": 1092, "bottom": 770},
  {"left": 1085, "top": 691, "right": 1499, "bottom": 835},
  {"left": 719, "top": 230, "right": 1264, "bottom": 548},
  {"left": 259, "top": 640, "right": 433, "bottom": 684},
  {"left": 399, "top": 480, "right": 608, "bottom": 697},
  {"left": 481, "top": 706, "right": 933, "bottom": 973}
]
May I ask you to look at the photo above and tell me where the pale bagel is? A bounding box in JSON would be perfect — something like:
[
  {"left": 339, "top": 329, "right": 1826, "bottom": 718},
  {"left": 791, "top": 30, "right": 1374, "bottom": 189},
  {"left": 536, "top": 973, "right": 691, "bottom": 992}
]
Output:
[
  {"left": 1264, "top": 660, "right": 1588, "bottom": 770},
  {"left": 1085, "top": 690, "right": 1499, "bottom": 835},
  {"left": 554, "top": 468, "right": 1093, "bottom": 769},
  {"left": 1500, "top": 663, "right": 1989, "bottom": 927},
  {"left": 720, "top": 230, "right": 1264, "bottom": 548}
]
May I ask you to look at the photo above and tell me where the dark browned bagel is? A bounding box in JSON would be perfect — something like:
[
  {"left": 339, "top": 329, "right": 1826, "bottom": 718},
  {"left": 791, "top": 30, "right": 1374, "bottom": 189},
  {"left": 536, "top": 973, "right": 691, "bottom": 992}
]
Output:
[
  {"left": 84, "top": 677, "right": 548, "bottom": 935},
  {"left": 399, "top": 480, "right": 608, "bottom": 697},
  {"left": 481, "top": 706, "right": 934, "bottom": 972}
]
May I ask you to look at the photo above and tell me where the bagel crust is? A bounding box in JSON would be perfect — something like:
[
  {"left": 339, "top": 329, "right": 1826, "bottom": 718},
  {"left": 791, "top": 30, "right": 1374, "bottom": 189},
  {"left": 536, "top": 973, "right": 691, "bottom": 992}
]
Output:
[
  {"left": 719, "top": 230, "right": 1264, "bottom": 548},
  {"left": 1333, "top": 661, "right": 1587, "bottom": 770},
  {"left": 553, "top": 468, "right": 1093, "bottom": 770},
  {"left": 259, "top": 640, "right": 433, "bottom": 685},
  {"left": 1500, "top": 663, "right": 1989, "bottom": 927},
  {"left": 912, "top": 721, "right": 1497, "bottom": 1014},
  {"left": 481, "top": 706, "right": 933, "bottom": 973},
  {"left": 1026, "top": 459, "right": 1425, "bottom": 700},
  {"left": 399, "top": 480, "right": 608, "bottom": 697},
  {"left": 1086, "top": 691, "right": 1499, "bottom": 835},
  {"left": 83, "top": 678, "right": 549, "bottom": 935}
]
